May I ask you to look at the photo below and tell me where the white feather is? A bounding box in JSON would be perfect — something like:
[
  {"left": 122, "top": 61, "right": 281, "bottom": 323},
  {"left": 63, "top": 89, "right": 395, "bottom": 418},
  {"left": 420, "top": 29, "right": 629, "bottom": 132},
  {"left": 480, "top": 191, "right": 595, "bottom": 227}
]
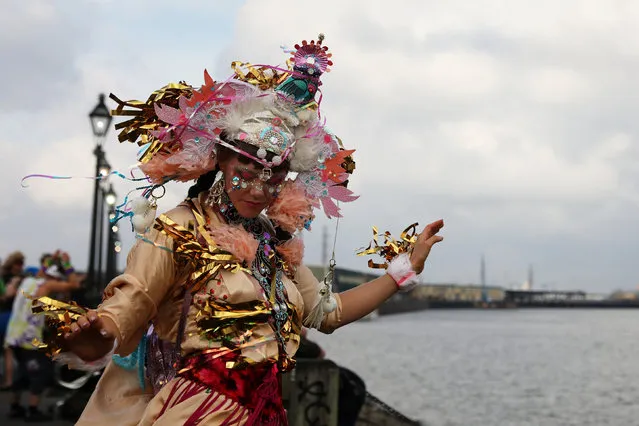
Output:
[
  {"left": 220, "top": 106, "right": 249, "bottom": 135},
  {"left": 130, "top": 197, "right": 151, "bottom": 214},
  {"left": 290, "top": 137, "right": 323, "bottom": 172},
  {"left": 296, "top": 108, "right": 314, "bottom": 123},
  {"left": 132, "top": 204, "right": 157, "bottom": 233},
  {"left": 225, "top": 97, "right": 278, "bottom": 134}
]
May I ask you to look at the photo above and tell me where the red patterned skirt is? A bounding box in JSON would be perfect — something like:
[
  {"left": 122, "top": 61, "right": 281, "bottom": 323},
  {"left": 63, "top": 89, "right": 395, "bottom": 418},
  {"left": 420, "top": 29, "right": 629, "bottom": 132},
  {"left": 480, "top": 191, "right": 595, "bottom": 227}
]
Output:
[{"left": 157, "top": 351, "right": 287, "bottom": 425}]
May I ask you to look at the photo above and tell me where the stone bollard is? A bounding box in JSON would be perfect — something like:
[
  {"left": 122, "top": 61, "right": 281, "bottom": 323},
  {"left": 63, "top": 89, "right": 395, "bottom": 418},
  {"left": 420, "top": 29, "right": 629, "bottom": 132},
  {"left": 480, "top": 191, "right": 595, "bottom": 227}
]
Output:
[{"left": 282, "top": 359, "right": 340, "bottom": 426}]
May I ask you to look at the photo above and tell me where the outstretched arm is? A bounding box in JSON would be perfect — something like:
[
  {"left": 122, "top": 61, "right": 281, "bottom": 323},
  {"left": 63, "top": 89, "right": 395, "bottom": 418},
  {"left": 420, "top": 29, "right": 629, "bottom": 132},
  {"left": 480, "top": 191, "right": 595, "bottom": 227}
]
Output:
[
  {"left": 35, "top": 273, "right": 83, "bottom": 298},
  {"left": 337, "top": 219, "right": 444, "bottom": 327}
]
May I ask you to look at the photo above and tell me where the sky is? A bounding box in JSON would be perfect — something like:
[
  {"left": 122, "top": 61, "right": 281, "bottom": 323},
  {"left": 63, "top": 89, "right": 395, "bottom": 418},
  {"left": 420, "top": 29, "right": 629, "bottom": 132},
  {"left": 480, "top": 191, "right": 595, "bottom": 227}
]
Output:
[{"left": 1, "top": 0, "right": 639, "bottom": 293}]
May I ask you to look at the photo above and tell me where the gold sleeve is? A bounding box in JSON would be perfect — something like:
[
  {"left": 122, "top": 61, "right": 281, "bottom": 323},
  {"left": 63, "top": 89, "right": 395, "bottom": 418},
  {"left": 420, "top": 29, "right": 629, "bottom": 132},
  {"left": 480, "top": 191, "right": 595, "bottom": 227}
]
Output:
[{"left": 98, "top": 206, "right": 191, "bottom": 355}]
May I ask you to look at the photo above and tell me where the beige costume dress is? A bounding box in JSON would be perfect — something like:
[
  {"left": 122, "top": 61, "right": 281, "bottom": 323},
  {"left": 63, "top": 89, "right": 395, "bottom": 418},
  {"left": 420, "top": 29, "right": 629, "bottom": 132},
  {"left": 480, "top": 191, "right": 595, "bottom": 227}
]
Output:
[{"left": 77, "top": 193, "right": 342, "bottom": 425}]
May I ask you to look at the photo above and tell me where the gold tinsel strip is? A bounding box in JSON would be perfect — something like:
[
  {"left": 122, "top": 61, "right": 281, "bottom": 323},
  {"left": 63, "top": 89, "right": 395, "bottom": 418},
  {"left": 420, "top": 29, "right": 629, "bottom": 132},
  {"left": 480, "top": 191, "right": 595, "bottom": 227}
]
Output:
[
  {"left": 153, "top": 214, "right": 249, "bottom": 294},
  {"left": 231, "top": 61, "right": 290, "bottom": 91},
  {"left": 356, "top": 223, "right": 419, "bottom": 269},
  {"left": 195, "top": 297, "right": 300, "bottom": 339},
  {"left": 109, "top": 82, "right": 193, "bottom": 150},
  {"left": 29, "top": 296, "right": 88, "bottom": 357},
  {"left": 190, "top": 297, "right": 301, "bottom": 371}
]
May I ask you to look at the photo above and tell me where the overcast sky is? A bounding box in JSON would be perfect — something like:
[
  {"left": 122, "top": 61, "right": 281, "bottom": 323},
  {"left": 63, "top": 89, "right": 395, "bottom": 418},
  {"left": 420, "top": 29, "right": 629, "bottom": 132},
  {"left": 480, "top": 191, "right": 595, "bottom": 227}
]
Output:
[{"left": 2, "top": 0, "right": 639, "bottom": 293}]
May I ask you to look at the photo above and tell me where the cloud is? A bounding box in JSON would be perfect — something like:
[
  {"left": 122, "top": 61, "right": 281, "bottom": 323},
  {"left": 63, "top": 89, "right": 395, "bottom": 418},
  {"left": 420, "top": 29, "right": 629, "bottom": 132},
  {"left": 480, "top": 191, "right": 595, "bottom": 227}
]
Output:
[
  {"left": 1, "top": 0, "right": 639, "bottom": 292},
  {"left": 0, "top": 1, "right": 96, "bottom": 111},
  {"left": 524, "top": 67, "right": 594, "bottom": 104}
]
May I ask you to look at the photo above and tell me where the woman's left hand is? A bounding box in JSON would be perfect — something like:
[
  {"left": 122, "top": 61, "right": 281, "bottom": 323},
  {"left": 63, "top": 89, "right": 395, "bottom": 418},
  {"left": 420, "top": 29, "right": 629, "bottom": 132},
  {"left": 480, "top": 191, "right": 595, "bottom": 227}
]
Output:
[{"left": 410, "top": 219, "right": 444, "bottom": 274}]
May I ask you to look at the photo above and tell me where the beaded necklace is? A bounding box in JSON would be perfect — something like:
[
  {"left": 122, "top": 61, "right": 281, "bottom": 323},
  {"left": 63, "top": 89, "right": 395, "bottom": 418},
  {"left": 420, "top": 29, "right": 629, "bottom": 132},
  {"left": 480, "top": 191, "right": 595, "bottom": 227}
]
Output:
[{"left": 215, "top": 192, "right": 290, "bottom": 353}]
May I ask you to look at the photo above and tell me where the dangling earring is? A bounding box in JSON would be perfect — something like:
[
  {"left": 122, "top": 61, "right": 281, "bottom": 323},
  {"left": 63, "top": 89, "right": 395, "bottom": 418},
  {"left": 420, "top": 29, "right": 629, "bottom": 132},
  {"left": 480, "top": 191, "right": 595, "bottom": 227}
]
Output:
[{"left": 206, "top": 170, "right": 225, "bottom": 206}]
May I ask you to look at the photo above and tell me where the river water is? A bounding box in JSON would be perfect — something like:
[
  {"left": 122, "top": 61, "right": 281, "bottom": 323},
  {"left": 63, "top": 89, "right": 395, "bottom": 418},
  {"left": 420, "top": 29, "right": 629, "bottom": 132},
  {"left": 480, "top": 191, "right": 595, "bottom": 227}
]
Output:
[{"left": 308, "top": 309, "right": 639, "bottom": 426}]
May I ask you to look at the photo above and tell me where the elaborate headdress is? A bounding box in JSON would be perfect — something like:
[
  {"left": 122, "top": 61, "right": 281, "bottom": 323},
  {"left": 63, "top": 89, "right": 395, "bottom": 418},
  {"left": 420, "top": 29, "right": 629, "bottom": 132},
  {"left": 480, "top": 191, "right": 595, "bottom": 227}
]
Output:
[{"left": 110, "top": 34, "right": 357, "bottom": 228}]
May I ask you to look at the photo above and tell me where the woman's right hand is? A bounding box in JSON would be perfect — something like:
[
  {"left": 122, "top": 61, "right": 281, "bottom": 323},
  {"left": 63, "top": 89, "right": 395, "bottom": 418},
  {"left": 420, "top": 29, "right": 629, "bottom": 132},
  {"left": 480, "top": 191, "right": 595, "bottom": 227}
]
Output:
[
  {"left": 409, "top": 219, "right": 445, "bottom": 274},
  {"left": 63, "top": 310, "right": 117, "bottom": 362}
]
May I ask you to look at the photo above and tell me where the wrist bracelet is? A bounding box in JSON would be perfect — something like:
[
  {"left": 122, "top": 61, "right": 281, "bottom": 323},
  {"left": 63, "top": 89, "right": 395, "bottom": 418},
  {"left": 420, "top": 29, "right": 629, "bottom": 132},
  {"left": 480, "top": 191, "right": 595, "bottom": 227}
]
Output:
[{"left": 387, "top": 253, "right": 419, "bottom": 292}]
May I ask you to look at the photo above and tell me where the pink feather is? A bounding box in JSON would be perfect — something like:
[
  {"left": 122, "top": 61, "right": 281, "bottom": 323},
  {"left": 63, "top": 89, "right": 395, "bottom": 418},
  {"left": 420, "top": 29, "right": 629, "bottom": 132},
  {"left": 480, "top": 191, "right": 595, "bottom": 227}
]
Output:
[
  {"left": 275, "top": 237, "right": 305, "bottom": 268},
  {"left": 208, "top": 224, "right": 259, "bottom": 265},
  {"left": 267, "top": 181, "right": 314, "bottom": 233}
]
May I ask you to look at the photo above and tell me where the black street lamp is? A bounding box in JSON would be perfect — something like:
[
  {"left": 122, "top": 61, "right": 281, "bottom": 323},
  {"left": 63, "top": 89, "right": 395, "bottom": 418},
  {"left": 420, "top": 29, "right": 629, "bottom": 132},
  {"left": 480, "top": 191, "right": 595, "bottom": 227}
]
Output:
[
  {"left": 87, "top": 94, "right": 113, "bottom": 304},
  {"left": 89, "top": 94, "right": 111, "bottom": 138}
]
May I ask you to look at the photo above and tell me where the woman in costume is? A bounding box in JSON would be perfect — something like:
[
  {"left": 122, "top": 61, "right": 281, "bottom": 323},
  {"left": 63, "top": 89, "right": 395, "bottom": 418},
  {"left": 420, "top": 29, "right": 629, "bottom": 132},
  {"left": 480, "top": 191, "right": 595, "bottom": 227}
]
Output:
[{"left": 35, "top": 35, "right": 444, "bottom": 425}]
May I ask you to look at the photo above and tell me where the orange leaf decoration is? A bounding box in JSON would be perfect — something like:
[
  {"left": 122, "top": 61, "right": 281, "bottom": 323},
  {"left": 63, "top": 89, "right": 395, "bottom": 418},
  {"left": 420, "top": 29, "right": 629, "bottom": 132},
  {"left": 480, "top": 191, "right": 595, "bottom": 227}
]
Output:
[
  {"left": 185, "top": 70, "right": 217, "bottom": 108},
  {"left": 322, "top": 149, "right": 355, "bottom": 183}
]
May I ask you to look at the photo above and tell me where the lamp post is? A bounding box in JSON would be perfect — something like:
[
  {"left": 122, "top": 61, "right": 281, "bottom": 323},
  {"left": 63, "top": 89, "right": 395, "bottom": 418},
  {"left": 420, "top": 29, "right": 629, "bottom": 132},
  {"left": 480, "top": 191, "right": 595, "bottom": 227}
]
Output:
[
  {"left": 96, "top": 162, "right": 111, "bottom": 292},
  {"left": 105, "top": 184, "right": 118, "bottom": 283},
  {"left": 87, "top": 94, "right": 112, "bottom": 303}
]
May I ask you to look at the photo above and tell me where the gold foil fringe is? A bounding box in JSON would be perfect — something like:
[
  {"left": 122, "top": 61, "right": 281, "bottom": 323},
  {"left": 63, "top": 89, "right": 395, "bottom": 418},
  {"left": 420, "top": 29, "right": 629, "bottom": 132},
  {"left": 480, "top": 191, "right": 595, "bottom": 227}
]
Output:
[
  {"left": 356, "top": 223, "right": 419, "bottom": 269},
  {"left": 154, "top": 213, "right": 249, "bottom": 294},
  {"left": 109, "top": 83, "right": 193, "bottom": 165},
  {"left": 29, "top": 296, "right": 88, "bottom": 357},
  {"left": 187, "top": 297, "right": 301, "bottom": 371},
  {"left": 231, "top": 61, "right": 290, "bottom": 91}
]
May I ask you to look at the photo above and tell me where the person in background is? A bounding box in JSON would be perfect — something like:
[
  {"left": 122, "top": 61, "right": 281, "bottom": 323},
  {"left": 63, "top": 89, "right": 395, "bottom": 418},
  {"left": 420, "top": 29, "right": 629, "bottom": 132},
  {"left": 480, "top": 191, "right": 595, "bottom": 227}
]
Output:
[
  {"left": 39, "top": 253, "right": 53, "bottom": 272},
  {"left": 20, "top": 253, "right": 54, "bottom": 279},
  {"left": 4, "top": 254, "right": 83, "bottom": 422},
  {"left": 0, "top": 251, "right": 25, "bottom": 391},
  {"left": 44, "top": 251, "right": 78, "bottom": 303}
]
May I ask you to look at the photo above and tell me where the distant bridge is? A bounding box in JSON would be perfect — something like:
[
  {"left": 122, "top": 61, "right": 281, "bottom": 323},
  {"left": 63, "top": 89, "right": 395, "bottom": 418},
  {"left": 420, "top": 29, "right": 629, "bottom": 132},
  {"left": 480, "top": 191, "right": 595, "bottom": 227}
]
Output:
[
  {"left": 504, "top": 290, "right": 639, "bottom": 308},
  {"left": 505, "top": 290, "right": 586, "bottom": 304}
]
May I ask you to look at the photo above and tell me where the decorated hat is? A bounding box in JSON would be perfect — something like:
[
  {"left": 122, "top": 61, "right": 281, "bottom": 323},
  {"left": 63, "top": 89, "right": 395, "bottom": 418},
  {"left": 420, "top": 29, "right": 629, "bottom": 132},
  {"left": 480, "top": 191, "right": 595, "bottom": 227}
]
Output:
[{"left": 110, "top": 34, "right": 357, "bottom": 221}]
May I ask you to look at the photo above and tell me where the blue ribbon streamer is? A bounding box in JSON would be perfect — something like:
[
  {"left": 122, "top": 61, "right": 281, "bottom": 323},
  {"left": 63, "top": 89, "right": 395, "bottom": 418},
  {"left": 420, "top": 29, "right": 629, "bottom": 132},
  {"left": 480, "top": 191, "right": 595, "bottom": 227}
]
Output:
[{"left": 112, "top": 332, "right": 148, "bottom": 390}]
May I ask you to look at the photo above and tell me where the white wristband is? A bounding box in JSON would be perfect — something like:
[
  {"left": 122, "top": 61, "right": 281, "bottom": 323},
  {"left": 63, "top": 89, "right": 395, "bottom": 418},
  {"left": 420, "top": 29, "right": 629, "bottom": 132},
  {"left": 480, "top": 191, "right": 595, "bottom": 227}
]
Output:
[{"left": 387, "top": 253, "right": 419, "bottom": 292}]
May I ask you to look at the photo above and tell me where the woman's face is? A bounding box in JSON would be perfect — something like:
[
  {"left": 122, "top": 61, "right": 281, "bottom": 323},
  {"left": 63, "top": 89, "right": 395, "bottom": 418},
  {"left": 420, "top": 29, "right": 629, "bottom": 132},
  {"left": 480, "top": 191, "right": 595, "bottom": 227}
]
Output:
[{"left": 220, "top": 154, "right": 288, "bottom": 218}]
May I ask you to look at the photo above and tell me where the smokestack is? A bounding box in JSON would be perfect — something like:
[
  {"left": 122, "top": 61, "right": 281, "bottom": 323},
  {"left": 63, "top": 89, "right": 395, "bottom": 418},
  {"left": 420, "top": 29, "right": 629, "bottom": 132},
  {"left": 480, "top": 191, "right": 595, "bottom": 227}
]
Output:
[
  {"left": 480, "top": 254, "right": 486, "bottom": 287},
  {"left": 528, "top": 264, "right": 534, "bottom": 290}
]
